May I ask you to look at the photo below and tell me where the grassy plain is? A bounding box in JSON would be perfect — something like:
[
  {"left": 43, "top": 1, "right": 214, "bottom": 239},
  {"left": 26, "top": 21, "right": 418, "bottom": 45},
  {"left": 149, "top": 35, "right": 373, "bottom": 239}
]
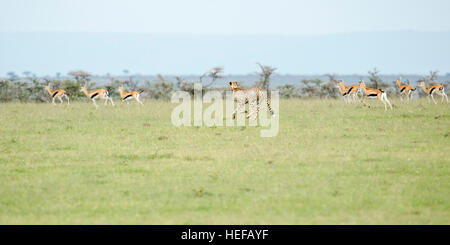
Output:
[{"left": 0, "top": 99, "right": 449, "bottom": 224}]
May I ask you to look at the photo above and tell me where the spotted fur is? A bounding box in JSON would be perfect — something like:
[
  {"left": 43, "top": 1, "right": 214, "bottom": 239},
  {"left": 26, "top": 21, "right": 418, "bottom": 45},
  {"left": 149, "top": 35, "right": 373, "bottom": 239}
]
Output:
[{"left": 229, "top": 81, "right": 274, "bottom": 120}]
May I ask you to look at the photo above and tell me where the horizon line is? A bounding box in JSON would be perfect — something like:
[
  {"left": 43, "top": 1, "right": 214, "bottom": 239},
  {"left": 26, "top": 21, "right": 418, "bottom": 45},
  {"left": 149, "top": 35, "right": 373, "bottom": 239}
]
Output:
[{"left": 2, "top": 30, "right": 450, "bottom": 37}]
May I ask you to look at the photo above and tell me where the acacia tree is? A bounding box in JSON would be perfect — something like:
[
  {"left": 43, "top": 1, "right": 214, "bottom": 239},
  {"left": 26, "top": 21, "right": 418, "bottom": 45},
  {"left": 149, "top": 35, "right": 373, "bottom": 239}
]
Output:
[
  {"left": 68, "top": 70, "right": 92, "bottom": 86},
  {"left": 324, "top": 73, "right": 338, "bottom": 84},
  {"left": 144, "top": 74, "right": 174, "bottom": 100},
  {"left": 122, "top": 69, "right": 138, "bottom": 89},
  {"left": 367, "top": 67, "right": 389, "bottom": 89},
  {"left": 321, "top": 74, "right": 339, "bottom": 99},
  {"left": 368, "top": 68, "right": 381, "bottom": 89},
  {"left": 201, "top": 66, "right": 224, "bottom": 88},
  {"left": 423, "top": 70, "right": 439, "bottom": 85},
  {"left": 256, "top": 63, "right": 277, "bottom": 94}
]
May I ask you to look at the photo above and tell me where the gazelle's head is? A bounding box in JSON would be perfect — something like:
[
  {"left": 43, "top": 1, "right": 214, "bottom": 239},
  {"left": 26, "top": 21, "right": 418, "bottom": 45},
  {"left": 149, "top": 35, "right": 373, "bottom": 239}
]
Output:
[
  {"left": 359, "top": 79, "right": 366, "bottom": 88},
  {"left": 80, "top": 85, "right": 87, "bottom": 92},
  {"left": 335, "top": 80, "right": 345, "bottom": 93},
  {"left": 229, "top": 81, "right": 238, "bottom": 89},
  {"left": 44, "top": 83, "right": 52, "bottom": 93},
  {"left": 118, "top": 86, "right": 124, "bottom": 92}
]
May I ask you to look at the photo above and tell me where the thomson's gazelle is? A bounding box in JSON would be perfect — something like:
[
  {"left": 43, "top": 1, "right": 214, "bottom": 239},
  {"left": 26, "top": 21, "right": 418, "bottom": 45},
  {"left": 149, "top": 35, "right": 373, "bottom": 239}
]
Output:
[
  {"left": 417, "top": 82, "right": 448, "bottom": 104},
  {"left": 396, "top": 78, "right": 415, "bottom": 102},
  {"left": 118, "top": 86, "right": 144, "bottom": 105},
  {"left": 45, "top": 84, "right": 70, "bottom": 105},
  {"left": 359, "top": 80, "right": 393, "bottom": 111},
  {"left": 80, "top": 86, "right": 115, "bottom": 108},
  {"left": 336, "top": 80, "right": 360, "bottom": 103}
]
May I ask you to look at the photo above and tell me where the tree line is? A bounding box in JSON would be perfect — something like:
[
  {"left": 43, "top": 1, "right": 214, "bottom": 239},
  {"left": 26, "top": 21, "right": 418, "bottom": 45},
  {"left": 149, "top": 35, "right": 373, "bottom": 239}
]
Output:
[{"left": 0, "top": 66, "right": 447, "bottom": 103}]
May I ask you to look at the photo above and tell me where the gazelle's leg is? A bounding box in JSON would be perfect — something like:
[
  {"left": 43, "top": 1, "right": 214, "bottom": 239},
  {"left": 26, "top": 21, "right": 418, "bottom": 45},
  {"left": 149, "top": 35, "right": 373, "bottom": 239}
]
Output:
[
  {"left": 92, "top": 99, "right": 98, "bottom": 108},
  {"left": 431, "top": 93, "right": 437, "bottom": 104},
  {"left": 52, "top": 97, "right": 56, "bottom": 105},
  {"left": 352, "top": 92, "right": 358, "bottom": 102},
  {"left": 362, "top": 95, "right": 369, "bottom": 106},
  {"left": 384, "top": 93, "right": 393, "bottom": 110},
  {"left": 58, "top": 96, "right": 63, "bottom": 104},
  {"left": 378, "top": 94, "right": 387, "bottom": 111},
  {"left": 110, "top": 97, "right": 115, "bottom": 106},
  {"left": 64, "top": 94, "right": 70, "bottom": 105},
  {"left": 436, "top": 90, "right": 448, "bottom": 103},
  {"left": 400, "top": 92, "right": 403, "bottom": 101},
  {"left": 443, "top": 91, "right": 449, "bottom": 103},
  {"left": 136, "top": 95, "right": 143, "bottom": 105}
]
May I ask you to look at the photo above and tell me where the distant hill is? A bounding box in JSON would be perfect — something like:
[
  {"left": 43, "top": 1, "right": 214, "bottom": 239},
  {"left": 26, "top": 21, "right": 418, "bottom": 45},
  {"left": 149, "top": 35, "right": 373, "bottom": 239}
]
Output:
[{"left": 1, "top": 31, "right": 450, "bottom": 78}]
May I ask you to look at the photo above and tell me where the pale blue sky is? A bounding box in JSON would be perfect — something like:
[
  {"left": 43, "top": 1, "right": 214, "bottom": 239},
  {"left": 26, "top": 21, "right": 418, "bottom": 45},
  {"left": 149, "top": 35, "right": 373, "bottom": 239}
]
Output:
[
  {"left": 1, "top": 0, "right": 450, "bottom": 34},
  {"left": 1, "top": 0, "right": 450, "bottom": 76}
]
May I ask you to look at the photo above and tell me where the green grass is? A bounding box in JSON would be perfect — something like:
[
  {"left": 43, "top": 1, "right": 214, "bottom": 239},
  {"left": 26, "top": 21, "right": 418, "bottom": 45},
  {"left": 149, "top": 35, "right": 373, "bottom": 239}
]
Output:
[{"left": 0, "top": 99, "right": 449, "bottom": 224}]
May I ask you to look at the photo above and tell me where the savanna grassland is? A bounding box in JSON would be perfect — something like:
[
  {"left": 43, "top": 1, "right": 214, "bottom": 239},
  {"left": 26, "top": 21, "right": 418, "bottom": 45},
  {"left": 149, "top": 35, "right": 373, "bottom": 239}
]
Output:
[{"left": 0, "top": 99, "right": 449, "bottom": 224}]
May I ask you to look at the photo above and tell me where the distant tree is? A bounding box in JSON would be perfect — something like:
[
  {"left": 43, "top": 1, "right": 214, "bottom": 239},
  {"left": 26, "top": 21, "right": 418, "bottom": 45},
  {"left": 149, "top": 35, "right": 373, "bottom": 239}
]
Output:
[
  {"left": 68, "top": 70, "right": 92, "bottom": 85},
  {"left": 122, "top": 69, "right": 137, "bottom": 89},
  {"left": 255, "top": 63, "right": 277, "bottom": 95},
  {"left": 22, "top": 71, "right": 32, "bottom": 78},
  {"left": 201, "top": 66, "right": 224, "bottom": 88},
  {"left": 324, "top": 73, "right": 338, "bottom": 84},
  {"left": 422, "top": 70, "right": 440, "bottom": 85},
  {"left": 300, "top": 79, "right": 323, "bottom": 98},
  {"left": 145, "top": 74, "right": 174, "bottom": 100},
  {"left": 428, "top": 70, "right": 439, "bottom": 81},
  {"left": 322, "top": 74, "right": 339, "bottom": 99},
  {"left": 6, "top": 71, "right": 17, "bottom": 79},
  {"left": 277, "top": 84, "right": 301, "bottom": 98},
  {"left": 367, "top": 67, "right": 389, "bottom": 89}
]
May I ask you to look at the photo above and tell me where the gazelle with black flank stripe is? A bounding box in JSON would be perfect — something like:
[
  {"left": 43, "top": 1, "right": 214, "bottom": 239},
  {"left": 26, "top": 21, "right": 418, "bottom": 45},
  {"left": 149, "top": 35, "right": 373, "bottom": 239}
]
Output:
[
  {"left": 359, "top": 80, "right": 393, "bottom": 111},
  {"left": 396, "top": 78, "right": 415, "bottom": 101},
  {"left": 418, "top": 82, "right": 448, "bottom": 104},
  {"left": 118, "top": 86, "right": 144, "bottom": 105},
  {"left": 45, "top": 84, "right": 70, "bottom": 105},
  {"left": 80, "top": 86, "right": 115, "bottom": 108},
  {"left": 336, "top": 80, "right": 360, "bottom": 103}
]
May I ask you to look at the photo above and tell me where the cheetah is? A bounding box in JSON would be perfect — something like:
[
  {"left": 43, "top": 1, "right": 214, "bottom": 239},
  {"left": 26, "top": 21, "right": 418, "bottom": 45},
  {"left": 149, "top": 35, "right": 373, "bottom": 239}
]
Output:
[{"left": 229, "top": 81, "right": 274, "bottom": 120}]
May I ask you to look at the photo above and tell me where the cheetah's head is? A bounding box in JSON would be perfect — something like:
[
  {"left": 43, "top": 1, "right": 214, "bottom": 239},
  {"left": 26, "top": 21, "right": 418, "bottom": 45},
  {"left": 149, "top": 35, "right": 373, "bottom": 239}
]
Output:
[{"left": 229, "top": 81, "right": 238, "bottom": 89}]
